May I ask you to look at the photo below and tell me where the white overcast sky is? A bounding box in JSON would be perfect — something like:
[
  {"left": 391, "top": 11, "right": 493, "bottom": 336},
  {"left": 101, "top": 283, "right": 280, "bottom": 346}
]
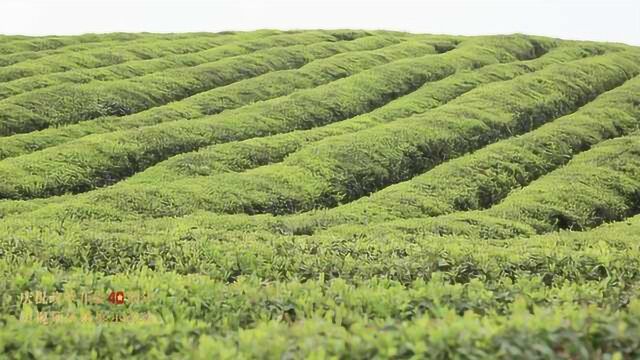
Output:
[{"left": 1, "top": 0, "right": 638, "bottom": 45}]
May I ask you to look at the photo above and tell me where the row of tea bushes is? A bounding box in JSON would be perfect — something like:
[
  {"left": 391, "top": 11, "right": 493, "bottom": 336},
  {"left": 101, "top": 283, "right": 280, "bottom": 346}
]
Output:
[
  {"left": 0, "top": 36, "right": 434, "bottom": 159},
  {"left": 0, "top": 32, "right": 182, "bottom": 56},
  {"left": 0, "top": 31, "right": 361, "bottom": 135},
  {"left": 0, "top": 31, "right": 284, "bottom": 97},
  {"left": 353, "top": 131, "right": 640, "bottom": 240},
  {"left": 270, "top": 72, "right": 640, "bottom": 235},
  {"left": 45, "top": 50, "right": 640, "bottom": 219},
  {"left": 1, "top": 200, "right": 639, "bottom": 282},
  {"left": 0, "top": 36, "right": 546, "bottom": 199},
  {"left": 0, "top": 31, "right": 280, "bottom": 83},
  {"left": 0, "top": 31, "right": 384, "bottom": 99}
]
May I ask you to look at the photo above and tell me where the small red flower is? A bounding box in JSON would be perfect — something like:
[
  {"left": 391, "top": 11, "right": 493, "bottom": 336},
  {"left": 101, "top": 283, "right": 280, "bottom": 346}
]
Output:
[
  {"left": 115, "top": 291, "right": 125, "bottom": 305},
  {"left": 108, "top": 291, "right": 125, "bottom": 305}
]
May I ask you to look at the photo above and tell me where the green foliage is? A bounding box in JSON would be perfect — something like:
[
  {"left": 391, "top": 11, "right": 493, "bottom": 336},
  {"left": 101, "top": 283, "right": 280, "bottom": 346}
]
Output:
[
  {"left": 0, "top": 35, "right": 545, "bottom": 199},
  {"left": 273, "top": 74, "right": 640, "bottom": 234},
  {"left": 0, "top": 30, "right": 376, "bottom": 135},
  {"left": 15, "top": 47, "right": 636, "bottom": 220},
  {"left": 0, "top": 31, "right": 275, "bottom": 83},
  {"left": 0, "top": 35, "right": 440, "bottom": 159},
  {"left": 0, "top": 31, "right": 639, "bottom": 358}
]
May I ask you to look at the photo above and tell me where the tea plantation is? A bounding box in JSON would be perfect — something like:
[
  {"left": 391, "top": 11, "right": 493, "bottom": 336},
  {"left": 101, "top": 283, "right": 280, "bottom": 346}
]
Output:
[{"left": 0, "top": 30, "right": 639, "bottom": 359}]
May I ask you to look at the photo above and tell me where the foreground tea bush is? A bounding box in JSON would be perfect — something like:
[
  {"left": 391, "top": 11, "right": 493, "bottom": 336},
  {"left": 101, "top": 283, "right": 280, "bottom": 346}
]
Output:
[
  {"left": 2, "top": 304, "right": 638, "bottom": 359},
  {"left": 1, "top": 214, "right": 640, "bottom": 357}
]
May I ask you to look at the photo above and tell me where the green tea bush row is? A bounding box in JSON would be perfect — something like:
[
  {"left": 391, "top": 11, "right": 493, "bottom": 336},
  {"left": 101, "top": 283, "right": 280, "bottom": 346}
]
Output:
[
  {"left": 1, "top": 206, "right": 638, "bottom": 283},
  {"left": 0, "top": 30, "right": 380, "bottom": 99},
  {"left": 0, "top": 36, "right": 429, "bottom": 159},
  {"left": 0, "top": 31, "right": 274, "bottom": 83},
  {"left": 53, "top": 51, "right": 640, "bottom": 219},
  {"left": 0, "top": 31, "right": 282, "bottom": 96},
  {"left": 0, "top": 264, "right": 638, "bottom": 339},
  {"left": 270, "top": 73, "right": 640, "bottom": 235},
  {"left": 0, "top": 36, "right": 166, "bottom": 67},
  {"left": 3, "top": 261, "right": 637, "bottom": 320},
  {"left": 0, "top": 32, "right": 167, "bottom": 55},
  {"left": 1, "top": 303, "right": 638, "bottom": 359},
  {"left": 0, "top": 31, "right": 364, "bottom": 135},
  {"left": 122, "top": 44, "right": 598, "bottom": 186},
  {"left": 0, "top": 36, "right": 545, "bottom": 199},
  {"left": 489, "top": 132, "right": 640, "bottom": 231},
  {"left": 362, "top": 131, "right": 640, "bottom": 239}
]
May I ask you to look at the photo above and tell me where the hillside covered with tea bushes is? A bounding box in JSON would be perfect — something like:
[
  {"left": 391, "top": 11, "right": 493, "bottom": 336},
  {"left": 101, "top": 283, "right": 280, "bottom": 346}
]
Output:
[{"left": 0, "top": 30, "right": 639, "bottom": 359}]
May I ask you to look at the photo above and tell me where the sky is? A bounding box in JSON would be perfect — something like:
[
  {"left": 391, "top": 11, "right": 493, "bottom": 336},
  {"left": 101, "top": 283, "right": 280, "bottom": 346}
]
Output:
[{"left": 0, "top": 0, "right": 638, "bottom": 45}]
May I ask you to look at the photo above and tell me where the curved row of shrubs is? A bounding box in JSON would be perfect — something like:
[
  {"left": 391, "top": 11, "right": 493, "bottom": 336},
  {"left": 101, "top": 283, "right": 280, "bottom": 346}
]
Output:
[
  {"left": 0, "top": 31, "right": 370, "bottom": 135},
  {"left": 0, "top": 30, "right": 380, "bottom": 99},
  {"left": 0, "top": 206, "right": 638, "bottom": 279},
  {"left": 0, "top": 35, "right": 545, "bottom": 199},
  {"left": 0, "top": 34, "right": 178, "bottom": 67},
  {"left": 0, "top": 31, "right": 282, "bottom": 96},
  {"left": 0, "top": 35, "right": 435, "bottom": 159},
  {"left": 123, "top": 44, "right": 599, "bottom": 186},
  {"left": 272, "top": 73, "right": 640, "bottom": 235},
  {"left": 1, "top": 187, "right": 639, "bottom": 279},
  {"left": 4, "top": 258, "right": 637, "bottom": 323},
  {"left": 356, "top": 131, "right": 640, "bottom": 240},
  {"left": 0, "top": 31, "right": 278, "bottom": 83},
  {"left": 53, "top": 50, "right": 640, "bottom": 219},
  {"left": 0, "top": 32, "right": 168, "bottom": 56}
]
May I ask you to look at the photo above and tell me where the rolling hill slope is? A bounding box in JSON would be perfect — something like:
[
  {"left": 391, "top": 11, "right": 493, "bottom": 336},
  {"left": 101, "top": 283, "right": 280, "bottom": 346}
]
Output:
[{"left": 0, "top": 30, "right": 639, "bottom": 359}]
